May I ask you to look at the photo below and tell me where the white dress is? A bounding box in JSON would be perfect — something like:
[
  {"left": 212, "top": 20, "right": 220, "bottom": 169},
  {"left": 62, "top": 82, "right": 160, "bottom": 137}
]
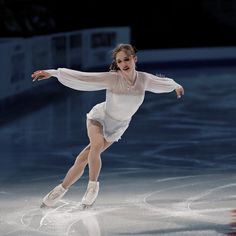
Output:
[{"left": 46, "top": 68, "right": 181, "bottom": 142}]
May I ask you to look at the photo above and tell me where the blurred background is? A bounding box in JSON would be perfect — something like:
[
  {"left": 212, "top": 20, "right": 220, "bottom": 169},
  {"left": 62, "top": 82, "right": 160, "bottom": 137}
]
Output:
[
  {"left": 1, "top": 0, "right": 236, "bottom": 49},
  {"left": 1, "top": 1, "right": 236, "bottom": 235}
]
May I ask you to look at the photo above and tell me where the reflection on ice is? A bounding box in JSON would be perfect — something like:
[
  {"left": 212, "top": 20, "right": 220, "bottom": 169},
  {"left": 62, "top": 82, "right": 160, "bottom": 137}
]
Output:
[
  {"left": 6, "top": 199, "right": 120, "bottom": 236},
  {"left": 21, "top": 201, "right": 121, "bottom": 236},
  {"left": 0, "top": 172, "right": 235, "bottom": 235}
]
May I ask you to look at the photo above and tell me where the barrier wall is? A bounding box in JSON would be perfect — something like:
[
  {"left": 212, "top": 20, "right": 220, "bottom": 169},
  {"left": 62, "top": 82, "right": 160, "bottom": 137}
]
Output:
[
  {"left": 1, "top": 26, "right": 236, "bottom": 114},
  {"left": 139, "top": 47, "right": 236, "bottom": 64},
  {"left": 0, "top": 27, "right": 131, "bottom": 101},
  {"left": 81, "top": 27, "right": 130, "bottom": 69}
]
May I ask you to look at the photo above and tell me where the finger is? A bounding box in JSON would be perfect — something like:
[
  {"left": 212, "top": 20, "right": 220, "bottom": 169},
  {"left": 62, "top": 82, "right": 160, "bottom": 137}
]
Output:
[
  {"left": 32, "top": 71, "right": 39, "bottom": 76},
  {"left": 176, "top": 90, "right": 182, "bottom": 99},
  {"left": 33, "top": 70, "right": 43, "bottom": 77},
  {"left": 32, "top": 76, "right": 38, "bottom": 82},
  {"left": 37, "top": 75, "right": 46, "bottom": 81},
  {"left": 32, "top": 74, "right": 38, "bottom": 79},
  {"left": 35, "top": 70, "right": 42, "bottom": 74},
  {"left": 33, "top": 75, "right": 42, "bottom": 82},
  {"left": 32, "top": 71, "right": 44, "bottom": 81},
  {"left": 177, "top": 88, "right": 184, "bottom": 98}
]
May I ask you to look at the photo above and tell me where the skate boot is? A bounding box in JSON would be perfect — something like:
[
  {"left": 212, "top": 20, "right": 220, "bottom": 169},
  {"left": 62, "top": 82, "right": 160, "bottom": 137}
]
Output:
[
  {"left": 81, "top": 181, "right": 99, "bottom": 209},
  {"left": 41, "top": 184, "right": 68, "bottom": 208}
]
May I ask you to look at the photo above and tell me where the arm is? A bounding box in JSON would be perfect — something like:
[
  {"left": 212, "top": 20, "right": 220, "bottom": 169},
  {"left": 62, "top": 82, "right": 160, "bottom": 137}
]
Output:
[
  {"left": 32, "top": 68, "right": 116, "bottom": 91},
  {"left": 144, "top": 72, "right": 184, "bottom": 99}
]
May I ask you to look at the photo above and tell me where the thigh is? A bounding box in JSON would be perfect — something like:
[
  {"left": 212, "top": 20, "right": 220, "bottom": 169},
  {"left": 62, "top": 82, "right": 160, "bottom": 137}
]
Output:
[
  {"left": 87, "top": 119, "right": 113, "bottom": 149},
  {"left": 87, "top": 119, "right": 104, "bottom": 143}
]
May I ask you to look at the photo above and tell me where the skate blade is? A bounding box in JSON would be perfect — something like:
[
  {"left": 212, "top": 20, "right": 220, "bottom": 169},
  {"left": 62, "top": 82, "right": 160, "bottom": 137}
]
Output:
[
  {"left": 40, "top": 202, "right": 50, "bottom": 209},
  {"left": 80, "top": 203, "right": 94, "bottom": 210}
]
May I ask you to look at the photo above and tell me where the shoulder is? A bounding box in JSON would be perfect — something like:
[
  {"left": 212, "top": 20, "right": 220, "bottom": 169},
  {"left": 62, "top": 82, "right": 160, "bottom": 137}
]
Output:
[
  {"left": 137, "top": 71, "right": 156, "bottom": 78},
  {"left": 137, "top": 71, "right": 148, "bottom": 77},
  {"left": 107, "top": 71, "right": 119, "bottom": 80},
  {"left": 137, "top": 71, "right": 155, "bottom": 83},
  {"left": 138, "top": 71, "right": 171, "bottom": 81},
  {"left": 108, "top": 70, "right": 119, "bottom": 76}
]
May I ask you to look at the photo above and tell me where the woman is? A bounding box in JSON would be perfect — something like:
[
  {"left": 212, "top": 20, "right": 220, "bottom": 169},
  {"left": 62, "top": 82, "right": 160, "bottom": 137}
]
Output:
[{"left": 31, "top": 43, "right": 184, "bottom": 209}]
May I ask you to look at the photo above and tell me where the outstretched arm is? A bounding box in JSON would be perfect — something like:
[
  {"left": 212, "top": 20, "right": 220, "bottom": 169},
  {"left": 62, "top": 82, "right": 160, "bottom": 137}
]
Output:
[
  {"left": 31, "top": 68, "right": 117, "bottom": 91},
  {"left": 144, "top": 72, "right": 184, "bottom": 99}
]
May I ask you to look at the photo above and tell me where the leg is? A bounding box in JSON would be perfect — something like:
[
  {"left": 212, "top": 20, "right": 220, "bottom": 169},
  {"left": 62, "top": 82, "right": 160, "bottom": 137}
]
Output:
[
  {"left": 81, "top": 119, "right": 113, "bottom": 207},
  {"left": 87, "top": 119, "right": 113, "bottom": 181},
  {"left": 62, "top": 138, "right": 112, "bottom": 189},
  {"left": 41, "top": 119, "right": 112, "bottom": 208},
  {"left": 61, "top": 145, "right": 90, "bottom": 189}
]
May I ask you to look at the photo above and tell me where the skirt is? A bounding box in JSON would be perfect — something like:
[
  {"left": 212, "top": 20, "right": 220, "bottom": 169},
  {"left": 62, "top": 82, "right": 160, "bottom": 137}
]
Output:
[{"left": 86, "top": 102, "right": 131, "bottom": 142}]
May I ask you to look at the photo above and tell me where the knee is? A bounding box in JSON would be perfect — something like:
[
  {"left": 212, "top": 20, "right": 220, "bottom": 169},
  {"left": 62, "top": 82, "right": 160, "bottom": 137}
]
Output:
[
  {"left": 90, "top": 141, "right": 104, "bottom": 153},
  {"left": 75, "top": 147, "right": 90, "bottom": 164},
  {"left": 75, "top": 156, "right": 88, "bottom": 166}
]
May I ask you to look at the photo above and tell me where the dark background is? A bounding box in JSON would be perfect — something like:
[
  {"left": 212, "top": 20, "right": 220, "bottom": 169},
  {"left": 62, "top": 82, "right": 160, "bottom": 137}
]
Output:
[
  {"left": 1, "top": 2, "right": 236, "bottom": 234},
  {"left": 1, "top": 0, "right": 236, "bottom": 49}
]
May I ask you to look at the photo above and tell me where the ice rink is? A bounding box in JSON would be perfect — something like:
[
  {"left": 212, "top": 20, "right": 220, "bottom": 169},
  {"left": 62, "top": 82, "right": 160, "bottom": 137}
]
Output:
[{"left": 0, "top": 65, "right": 236, "bottom": 235}]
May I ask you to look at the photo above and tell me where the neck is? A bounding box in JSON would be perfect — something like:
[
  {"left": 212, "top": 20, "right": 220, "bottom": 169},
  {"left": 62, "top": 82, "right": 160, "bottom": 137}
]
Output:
[{"left": 121, "top": 69, "right": 136, "bottom": 82}]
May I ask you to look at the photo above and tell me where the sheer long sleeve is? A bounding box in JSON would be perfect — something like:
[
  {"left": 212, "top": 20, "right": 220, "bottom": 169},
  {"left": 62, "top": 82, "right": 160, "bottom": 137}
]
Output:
[
  {"left": 144, "top": 72, "right": 181, "bottom": 93},
  {"left": 45, "top": 68, "right": 116, "bottom": 91}
]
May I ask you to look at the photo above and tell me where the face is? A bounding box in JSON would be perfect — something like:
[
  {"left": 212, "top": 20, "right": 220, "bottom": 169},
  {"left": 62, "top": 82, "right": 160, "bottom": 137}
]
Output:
[{"left": 115, "top": 50, "right": 137, "bottom": 74}]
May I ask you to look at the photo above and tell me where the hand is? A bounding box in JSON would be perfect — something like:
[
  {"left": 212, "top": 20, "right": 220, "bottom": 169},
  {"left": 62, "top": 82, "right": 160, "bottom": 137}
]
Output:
[
  {"left": 175, "top": 86, "right": 184, "bottom": 99},
  {"left": 31, "top": 70, "right": 51, "bottom": 82}
]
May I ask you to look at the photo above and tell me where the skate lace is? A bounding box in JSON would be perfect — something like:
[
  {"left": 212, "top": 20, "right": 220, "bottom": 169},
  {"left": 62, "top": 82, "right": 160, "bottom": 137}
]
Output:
[
  {"left": 48, "top": 188, "right": 64, "bottom": 200},
  {"left": 84, "top": 186, "right": 96, "bottom": 200}
]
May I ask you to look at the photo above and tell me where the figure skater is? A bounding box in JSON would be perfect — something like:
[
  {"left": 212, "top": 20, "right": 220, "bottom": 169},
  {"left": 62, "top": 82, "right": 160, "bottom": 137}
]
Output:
[{"left": 31, "top": 43, "right": 184, "bottom": 209}]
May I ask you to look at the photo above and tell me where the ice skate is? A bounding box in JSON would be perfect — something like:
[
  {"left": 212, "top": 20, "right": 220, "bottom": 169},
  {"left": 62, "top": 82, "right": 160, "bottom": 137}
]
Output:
[
  {"left": 40, "top": 184, "right": 68, "bottom": 208},
  {"left": 81, "top": 181, "right": 99, "bottom": 209}
]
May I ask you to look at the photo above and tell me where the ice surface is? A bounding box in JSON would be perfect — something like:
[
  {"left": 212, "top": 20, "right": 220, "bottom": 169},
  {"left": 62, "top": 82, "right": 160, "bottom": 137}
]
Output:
[{"left": 0, "top": 66, "right": 236, "bottom": 235}]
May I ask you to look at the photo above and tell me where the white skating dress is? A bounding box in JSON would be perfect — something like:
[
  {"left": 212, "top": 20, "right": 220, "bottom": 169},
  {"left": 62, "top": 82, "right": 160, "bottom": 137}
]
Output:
[{"left": 46, "top": 69, "right": 181, "bottom": 142}]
